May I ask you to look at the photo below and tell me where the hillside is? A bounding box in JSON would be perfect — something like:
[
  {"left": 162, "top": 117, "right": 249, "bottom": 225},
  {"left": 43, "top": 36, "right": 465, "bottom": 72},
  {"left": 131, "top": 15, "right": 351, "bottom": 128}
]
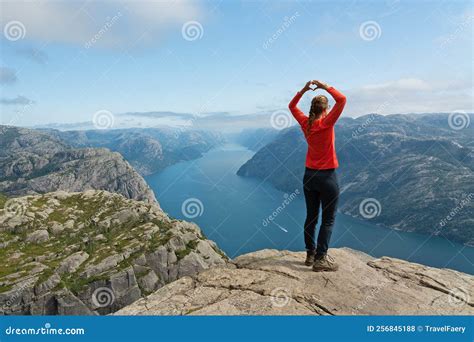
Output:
[
  {"left": 0, "top": 126, "right": 156, "bottom": 203},
  {"left": 0, "top": 191, "right": 227, "bottom": 315},
  {"left": 237, "top": 113, "right": 474, "bottom": 245},
  {"left": 49, "top": 128, "right": 225, "bottom": 176}
]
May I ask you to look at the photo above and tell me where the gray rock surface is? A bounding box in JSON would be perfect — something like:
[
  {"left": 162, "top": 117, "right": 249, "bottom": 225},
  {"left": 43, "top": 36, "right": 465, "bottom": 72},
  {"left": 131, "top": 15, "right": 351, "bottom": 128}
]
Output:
[
  {"left": 25, "top": 229, "right": 49, "bottom": 244},
  {"left": 0, "top": 126, "right": 156, "bottom": 203},
  {"left": 115, "top": 248, "right": 473, "bottom": 316},
  {"left": 0, "top": 190, "right": 227, "bottom": 315}
]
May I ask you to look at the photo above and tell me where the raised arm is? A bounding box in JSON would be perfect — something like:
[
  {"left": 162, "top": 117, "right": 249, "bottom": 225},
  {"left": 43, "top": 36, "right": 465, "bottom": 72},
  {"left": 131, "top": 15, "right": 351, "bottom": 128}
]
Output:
[
  {"left": 288, "top": 81, "right": 312, "bottom": 126},
  {"left": 312, "top": 80, "right": 346, "bottom": 127}
]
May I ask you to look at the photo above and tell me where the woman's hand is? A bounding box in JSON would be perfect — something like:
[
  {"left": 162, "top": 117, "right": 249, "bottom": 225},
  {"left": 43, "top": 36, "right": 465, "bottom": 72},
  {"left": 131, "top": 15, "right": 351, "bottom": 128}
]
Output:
[
  {"left": 300, "top": 80, "right": 313, "bottom": 93},
  {"left": 312, "top": 80, "right": 330, "bottom": 90}
]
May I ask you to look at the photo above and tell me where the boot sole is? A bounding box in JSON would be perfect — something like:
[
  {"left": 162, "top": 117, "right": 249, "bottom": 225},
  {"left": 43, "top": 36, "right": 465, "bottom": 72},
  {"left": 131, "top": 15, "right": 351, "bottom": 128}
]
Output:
[{"left": 312, "top": 266, "right": 338, "bottom": 272}]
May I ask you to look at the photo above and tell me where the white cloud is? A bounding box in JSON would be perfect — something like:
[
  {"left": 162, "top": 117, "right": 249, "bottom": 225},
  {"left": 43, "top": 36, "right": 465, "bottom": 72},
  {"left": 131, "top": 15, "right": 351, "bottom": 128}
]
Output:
[
  {"left": 0, "top": 0, "right": 204, "bottom": 48},
  {"left": 345, "top": 77, "right": 473, "bottom": 116},
  {"left": 0, "top": 95, "right": 35, "bottom": 105}
]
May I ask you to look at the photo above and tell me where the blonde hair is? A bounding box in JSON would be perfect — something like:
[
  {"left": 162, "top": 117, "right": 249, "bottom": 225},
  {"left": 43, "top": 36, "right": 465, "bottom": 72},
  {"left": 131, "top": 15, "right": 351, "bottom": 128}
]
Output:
[{"left": 306, "top": 95, "right": 329, "bottom": 135}]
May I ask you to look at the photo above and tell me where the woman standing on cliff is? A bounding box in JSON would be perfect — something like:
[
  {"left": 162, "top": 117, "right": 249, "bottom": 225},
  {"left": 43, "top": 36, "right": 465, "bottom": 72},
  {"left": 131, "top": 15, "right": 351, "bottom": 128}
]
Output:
[{"left": 288, "top": 80, "right": 347, "bottom": 272}]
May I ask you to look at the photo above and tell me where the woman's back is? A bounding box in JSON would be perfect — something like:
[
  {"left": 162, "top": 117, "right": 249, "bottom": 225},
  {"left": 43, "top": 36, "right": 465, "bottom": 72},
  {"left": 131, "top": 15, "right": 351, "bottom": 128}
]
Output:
[{"left": 288, "top": 85, "right": 346, "bottom": 170}]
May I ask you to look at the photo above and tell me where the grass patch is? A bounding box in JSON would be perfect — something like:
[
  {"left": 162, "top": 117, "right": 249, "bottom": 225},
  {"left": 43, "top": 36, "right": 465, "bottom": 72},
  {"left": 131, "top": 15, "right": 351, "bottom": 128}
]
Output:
[
  {"left": 175, "top": 240, "right": 199, "bottom": 261},
  {"left": 0, "top": 193, "right": 7, "bottom": 209},
  {"left": 212, "top": 245, "right": 228, "bottom": 260},
  {"left": 0, "top": 284, "right": 13, "bottom": 293}
]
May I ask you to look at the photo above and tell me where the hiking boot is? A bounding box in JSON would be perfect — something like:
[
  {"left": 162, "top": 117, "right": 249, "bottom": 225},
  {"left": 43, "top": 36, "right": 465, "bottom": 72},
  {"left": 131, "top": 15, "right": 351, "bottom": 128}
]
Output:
[
  {"left": 312, "top": 254, "right": 339, "bottom": 272},
  {"left": 305, "top": 251, "right": 315, "bottom": 266}
]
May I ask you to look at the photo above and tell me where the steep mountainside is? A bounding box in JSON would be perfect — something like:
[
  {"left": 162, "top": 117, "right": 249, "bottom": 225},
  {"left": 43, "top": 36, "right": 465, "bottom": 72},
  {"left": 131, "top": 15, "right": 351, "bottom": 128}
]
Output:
[
  {"left": 237, "top": 113, "right": 474, "bottom": 245},
  {"left": 0, "top": 191, "right": 227, "bottom": 315},
  {"left": 116, "top": 248, "right": 473, "bottom": 315},
  {"left": 233, "top": 128, "right": 279, "bottom": 151},
  {"left": 0, "top": 126, "right": 155, "bottom": 202},
  {"left": 49, "top": 128, "right": 225, "bottom": 176}
]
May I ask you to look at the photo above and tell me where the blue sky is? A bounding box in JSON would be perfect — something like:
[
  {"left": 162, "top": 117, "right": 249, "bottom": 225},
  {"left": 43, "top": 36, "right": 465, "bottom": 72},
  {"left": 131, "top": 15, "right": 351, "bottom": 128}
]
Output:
[{"left": 0, "top": 0, "right": 472, "bottom": 127}]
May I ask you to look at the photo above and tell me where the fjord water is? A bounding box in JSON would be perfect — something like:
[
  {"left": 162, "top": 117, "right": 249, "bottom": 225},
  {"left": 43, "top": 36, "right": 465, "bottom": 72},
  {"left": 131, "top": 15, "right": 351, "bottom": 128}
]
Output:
[{"left": 146, "top": 144, "right": 473, "bottom": 274}]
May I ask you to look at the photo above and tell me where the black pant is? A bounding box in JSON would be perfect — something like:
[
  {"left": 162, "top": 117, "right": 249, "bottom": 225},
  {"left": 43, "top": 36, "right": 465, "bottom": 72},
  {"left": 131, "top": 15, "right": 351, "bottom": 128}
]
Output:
[{"left": 303, "top": 167, "right": 339, "bottom": 256}]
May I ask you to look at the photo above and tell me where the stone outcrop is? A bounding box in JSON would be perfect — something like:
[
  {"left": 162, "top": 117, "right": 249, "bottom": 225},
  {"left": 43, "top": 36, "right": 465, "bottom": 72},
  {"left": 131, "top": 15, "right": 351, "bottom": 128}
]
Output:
[
  {"left": 115, "top": 248, "right": 473, "bottom": 315},
  {"left": 0, "top": 126, "right": 156, "bottom": 203},
  {"left": 0, "top": 191, "right": 227, "bottom": 315}
]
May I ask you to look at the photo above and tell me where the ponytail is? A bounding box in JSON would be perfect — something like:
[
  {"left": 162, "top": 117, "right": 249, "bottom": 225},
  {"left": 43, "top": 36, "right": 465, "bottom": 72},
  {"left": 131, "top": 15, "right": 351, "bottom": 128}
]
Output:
[{"left": 305, "top": 95, "right": 329, "bottom": 135}]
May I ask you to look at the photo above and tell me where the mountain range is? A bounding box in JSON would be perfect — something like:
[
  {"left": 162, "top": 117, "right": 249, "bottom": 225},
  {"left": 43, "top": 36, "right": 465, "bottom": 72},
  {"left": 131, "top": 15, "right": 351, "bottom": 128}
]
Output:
[
  {"left": 0, "top": 126, "right": 155, "bottom": 203},
  {"left": 47, "top": 127, "right": 224, "bottom": 176},
  {"left": 237, "top": 113, "right": 474, "bottom": 245}
]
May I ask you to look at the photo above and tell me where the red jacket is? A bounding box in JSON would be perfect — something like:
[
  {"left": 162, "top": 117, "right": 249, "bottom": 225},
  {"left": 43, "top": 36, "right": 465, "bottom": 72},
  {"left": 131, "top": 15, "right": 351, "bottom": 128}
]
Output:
[{"left": 288, "top": 86, "right": 346, "bottom": 169}]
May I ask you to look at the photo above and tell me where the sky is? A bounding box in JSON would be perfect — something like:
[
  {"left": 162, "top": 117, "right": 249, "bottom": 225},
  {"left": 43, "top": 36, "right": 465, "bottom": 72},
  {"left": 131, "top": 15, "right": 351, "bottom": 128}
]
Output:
[{"left": 0, "top": 0, "right": 473, "bottom": 127}]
